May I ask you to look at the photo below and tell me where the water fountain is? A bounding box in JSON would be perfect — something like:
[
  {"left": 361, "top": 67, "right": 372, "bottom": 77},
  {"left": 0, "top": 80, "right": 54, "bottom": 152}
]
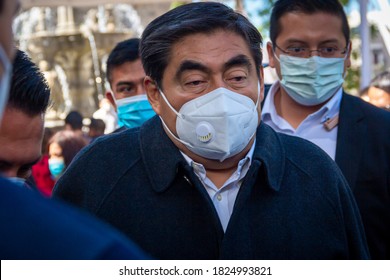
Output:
[{"left": 13, "top": 4, "right": 146, "bottom": 124}]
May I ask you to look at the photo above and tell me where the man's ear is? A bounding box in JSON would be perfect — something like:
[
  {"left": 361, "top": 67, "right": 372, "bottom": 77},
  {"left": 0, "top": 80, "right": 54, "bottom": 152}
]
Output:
[
  {"left": 145, "top": 77, "right": 162, "bottom": 115},
  {"left": 259, "top": 65, "right": 265, "bottom": 102},
  {"left": 346, "top": 40, "right": 352, "bottom": 68},
  {"left": 266, "top": 42, "right": 276, "bottom": 68},
  {"left": 105, "top": 91, "right": 117, "bottom": 112}
]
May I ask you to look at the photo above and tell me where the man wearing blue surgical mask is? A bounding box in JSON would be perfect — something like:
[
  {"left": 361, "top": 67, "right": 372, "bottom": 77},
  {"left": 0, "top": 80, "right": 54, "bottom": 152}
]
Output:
[
  {"left": 105, "top": 38, "right": 155, "bottom": 132},
  {"left": 262, "top": 0, "right": 390, "bottom": 259}
]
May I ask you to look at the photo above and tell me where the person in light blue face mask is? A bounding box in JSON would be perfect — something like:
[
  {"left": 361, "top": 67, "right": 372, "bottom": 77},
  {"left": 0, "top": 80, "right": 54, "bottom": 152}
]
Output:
[
  {"left": 114, "top": 94, "right": 155, "bottom": 129},
  {"left": 48, "top": 130, "right": 87, "bottom": 181},
  {"left": 262, "top": 0, "right": 390, "bottom": 260},
  {"left": 105, "top": 38, "right": 155, "bottom": 132}
]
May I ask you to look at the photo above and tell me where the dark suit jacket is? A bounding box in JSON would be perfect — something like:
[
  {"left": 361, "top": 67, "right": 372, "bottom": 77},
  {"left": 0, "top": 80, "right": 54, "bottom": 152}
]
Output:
[
  {"left": 53, "top": 117, "right": 369, "bottom": 260},
  {"left": 336, "top": 93, "right": 390, "bottom": 260},
  {"left": 0, "top": 177, "right": 147, "bottom": 259},
  {"left": 263, "top": 85, "right": 390, "bottom": 259}
]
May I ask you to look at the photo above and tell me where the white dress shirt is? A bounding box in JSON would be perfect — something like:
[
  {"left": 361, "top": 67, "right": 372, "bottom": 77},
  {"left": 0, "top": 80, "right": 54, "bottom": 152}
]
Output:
[
  {"left": 181, "top": 141, "right": 255, "bottom": 232},
  {"left": 262, "top": 81, "right": 342, "bottom": 160}
]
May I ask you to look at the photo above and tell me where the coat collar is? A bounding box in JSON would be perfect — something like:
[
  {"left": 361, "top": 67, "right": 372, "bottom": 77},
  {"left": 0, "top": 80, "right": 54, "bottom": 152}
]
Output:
[{"left": 140, "top": 117, "right": 285, "bottom": 193}]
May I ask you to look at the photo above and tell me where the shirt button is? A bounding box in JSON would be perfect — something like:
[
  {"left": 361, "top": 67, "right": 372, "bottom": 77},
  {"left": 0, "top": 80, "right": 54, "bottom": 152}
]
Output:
[{"left": 217, "top": 194, "right": 222, "bottom": 201}]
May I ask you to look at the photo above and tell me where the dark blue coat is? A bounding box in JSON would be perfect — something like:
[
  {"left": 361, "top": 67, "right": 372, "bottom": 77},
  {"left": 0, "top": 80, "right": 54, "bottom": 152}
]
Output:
[
  {"left": 263, "top": 86, "right": 390, "bottom": 259},
  {"left": 53, "top": 117, "right": 369, "bottom": 260},
  {"left": 336, "top": 93, "right": 390, "bottom": 259},
  {"left": 0, "top": 177, "right": 147, "bottom": 259}
]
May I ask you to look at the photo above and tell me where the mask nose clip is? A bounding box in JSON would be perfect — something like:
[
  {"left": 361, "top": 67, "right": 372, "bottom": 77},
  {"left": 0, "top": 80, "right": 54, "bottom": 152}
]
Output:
[{"left": 196, "top": 121, "right": 215, "bottom": 143}]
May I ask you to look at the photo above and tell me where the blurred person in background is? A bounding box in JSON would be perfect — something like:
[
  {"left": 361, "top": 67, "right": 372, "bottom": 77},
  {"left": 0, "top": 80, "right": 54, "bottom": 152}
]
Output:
[
  {"left": 88, "top": 117, "right": 106, "bottom": 143},
  {"left": 64, "top": 110, "right": 90, "bottom": 143},
  {"left": 92, "top": 97, "right": 117, "bottom": 133},
  {"left": 64, "top": 110, "right": 83, "bottom": 132},
  {"left": 48, "top": 130, "right": 88, "bottom": 181},
  {"left": 105, "top": 38, "right": 155, "bottom": 133},
  {"left": 365, "top": 70, "right": 390, "bottom": 111},
  {"left": 32, "top": 127, "right": 55, "bottom": 196}
]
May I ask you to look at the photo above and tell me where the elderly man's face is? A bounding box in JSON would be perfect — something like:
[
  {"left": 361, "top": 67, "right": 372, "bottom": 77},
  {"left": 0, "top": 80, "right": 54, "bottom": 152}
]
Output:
[{"left": 145, "top": 29, "right": 263, "bottom": 161}]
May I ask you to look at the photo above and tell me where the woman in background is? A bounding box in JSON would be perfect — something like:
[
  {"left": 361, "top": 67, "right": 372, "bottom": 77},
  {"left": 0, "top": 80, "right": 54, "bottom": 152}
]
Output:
[
  {"left": 32, "top": 127, "right": 55, "bottom": 196},
  {"left": 48, "top": 130, "right": 88, "bottom": 182}
]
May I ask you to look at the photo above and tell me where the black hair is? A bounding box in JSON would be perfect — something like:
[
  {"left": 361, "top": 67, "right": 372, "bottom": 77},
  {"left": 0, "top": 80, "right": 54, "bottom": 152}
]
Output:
[
  {"left": 8, "top": 49, "right": 51, "bottom": 116},
  {"left": 89, "top": 118, "right": 105, "bottom": 134},
  {"left": 140, "top": 2, "right": 263, "bottom": 90},
  {"left": 270, "top": 0, "right": 350, "bottom": 46},
  {"left": 106, "top": 38, "right": 140, "bottom": 85},
  {"left": 64, "top": 110, "right": 83, "bottom": 130}
]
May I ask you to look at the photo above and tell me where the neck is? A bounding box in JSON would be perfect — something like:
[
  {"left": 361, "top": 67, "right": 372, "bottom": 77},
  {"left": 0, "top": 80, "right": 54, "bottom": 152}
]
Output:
[
  {"left": 275, "top": 87, "right": 323, "bottom": 129},
  {"left": 180, "top": 136, "right": 254, "bottom": 189}
]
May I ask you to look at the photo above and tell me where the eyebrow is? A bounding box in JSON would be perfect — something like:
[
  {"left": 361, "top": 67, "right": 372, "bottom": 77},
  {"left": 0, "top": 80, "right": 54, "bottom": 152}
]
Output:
[
  {"left": 222, "top": 55, "right": 252, "bottom": 73},
  {"left": 116, "top": 81, "right": 135, "bottom": 87},
  {"left": 116, "top": 77, "right": 144, "bottom": 87},
  {"left": 175, "top": 55, "right": 253, "bottom": 80},
  {"left": 175, "top": 60, "right": 210, "bottom": 81},
  {"left": 284, "top": 39, "right": 342, "bottom": 45}
]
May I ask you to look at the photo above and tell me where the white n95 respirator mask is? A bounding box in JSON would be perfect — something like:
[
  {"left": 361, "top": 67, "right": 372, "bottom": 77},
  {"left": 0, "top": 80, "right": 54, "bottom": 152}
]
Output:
[{"left": 159, "top": 86, "right": 260, "bottom": 162}]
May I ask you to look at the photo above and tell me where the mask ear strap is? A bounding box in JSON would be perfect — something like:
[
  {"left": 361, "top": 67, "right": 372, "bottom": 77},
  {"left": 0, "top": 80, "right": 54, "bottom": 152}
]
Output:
[
  {"left": 271, "top": 43, "right": 281, "bottom": 63},
  {"left": 159, "top": 89, "right": 183, "bottom": 118},
  {"left": 159, "top": 116, "right": 193, "bottom": 148},
  {"left": 343, "top": 42, "right": 351, "bottom": 59}
]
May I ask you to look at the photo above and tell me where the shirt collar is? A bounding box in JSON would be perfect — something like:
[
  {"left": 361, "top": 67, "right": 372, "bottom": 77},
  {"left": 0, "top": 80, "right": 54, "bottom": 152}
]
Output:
[
  {"left": 180, "top": 140, "right": 255, "bottom": 181},
  {"left": 262, "top": 81, "right": 342, "bottom": 127},
  {"left": 141, "top": 117, "right": 285, "bottom": 193}
]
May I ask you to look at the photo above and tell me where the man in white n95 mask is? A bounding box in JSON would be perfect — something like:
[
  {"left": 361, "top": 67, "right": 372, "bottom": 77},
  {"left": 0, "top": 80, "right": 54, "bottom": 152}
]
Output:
[{"left": 54, "top": 2, "right": 369, "bottom": 260}]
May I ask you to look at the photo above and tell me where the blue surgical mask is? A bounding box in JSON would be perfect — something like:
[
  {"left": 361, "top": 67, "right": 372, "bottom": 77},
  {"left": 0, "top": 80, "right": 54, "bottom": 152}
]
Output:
[
  {"left": 48, "top": 158, "right": 65, "bottom": 179},
  {"left": 276, "top": 54, "right": 346, "bottom": 106},
  {"left": 116, "top": 94, "right": 156, "bottom": 129}
]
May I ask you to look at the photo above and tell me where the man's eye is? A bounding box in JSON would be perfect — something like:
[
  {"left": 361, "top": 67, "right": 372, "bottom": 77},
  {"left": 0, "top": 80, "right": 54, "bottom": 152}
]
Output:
[
  {"left": 287, "top": 47, "right": 306, "bottom": 53},
  {"left": 229, "top": 76, "right": 247, "bottom": 82},
  {"left": 185, "top": 80, "right": 205, "bottom": 86},
  {"left": 118, "top": 86, "right": 134, "bottom": 93},
  {"left": 320, "top": 47, "right": 337, "bottom": 54}
]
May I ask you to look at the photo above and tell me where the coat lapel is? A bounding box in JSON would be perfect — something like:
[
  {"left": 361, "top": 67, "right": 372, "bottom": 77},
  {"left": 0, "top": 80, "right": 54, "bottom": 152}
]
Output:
[{"left": 335, "top": 93, "right": 366, "bottom": 190}]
